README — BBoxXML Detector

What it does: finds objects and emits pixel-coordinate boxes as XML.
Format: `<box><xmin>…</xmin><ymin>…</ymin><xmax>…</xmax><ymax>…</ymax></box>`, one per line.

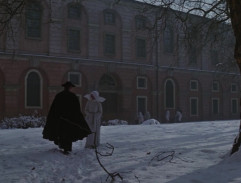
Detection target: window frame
<box><xmin>67</xmin><ymin>3</ymin><xmax>81</xmax><ymax>20</ymax></box>
<box><xmin>190</xmin><ymin>80</ymin><xmax>198</xmax><ymax>91</ymax></box>
<box><xmin>163</xmin><ymin>26</ymin><xmax>174</xmax><ymax>53</ymax></box>
<box><xmin>212</xmin><ymin>98</ymin><xmax>220</xmax><ymax>114</ymax></box>
<box><xmin>104</xmin><ymin>10</ymin><xmax>115</xmax><ymax>25</ymax></box>
<box><xmin>231</xmin><ymin>98</ymin><xmax>238</xmax><ymax>114</ymax></box>
<box><xmin>99</xmin><ymin>74</ymin><xmax>117</xmax><ymax>90</ymax></box>
<box><xmin>188</xmin><ymin>46</ymin><xmax>197</xmax><ymax>64</ymax></box>
<box><xmin>212</xmin><ymin>81</ymin><xmax>220</xmax><ymax>92</ymax></box>
<box><xmin>136</xmin><ymin>37</ymin><xmax>146</xmax><ymax>58</ymax></box>
<box><xmin>25</xmin><ymin>2</ymin><xmax>42</xmax><ymax>39</ymax></box>
<box><xmin>231</xmin><ymin>83</ymin><xmax>237</xmax><ymax>93</ymax></box>
<box><xmin>67</xmin><ymin>28</ymin><xmax>81</xmax><ymax>52</ymax></box>
<box><xmin>104</xmin><ymin>33</ymin><xmax>116</xmax><ymax>56</ymax></box>
<box><xmin>25</xmin><ymin>69</ymin><xmax>42</xmax><ymax>109</ymax></box>
<box><xmin>190</xmin><ymin>97</ymin><xmax>199</xmax><ymax>116</ymax></box>
<box><xmin>137</xmin><ymin>76</ymin><xmax>147</xmax><ymax>89</ymax></box>
<box><xmin>164</xmin><ymin>79</ymin><xmax>175</xmax><ymax>109</ymax></box>
<box><xmin>68</xmin><ymin>72</ymin><xmax>82</xmax><ymax>87</ymax></box>
<box><xmin>210</xmin><ymin>49</ymin><xmax>219</xmax><ymax>65</ymax></box>
<box><xmin>135</xmin><ymin>15</ymin><xmax>146</xmax><ymax>30</ymax></box>
<box><xmin>136</xmin><ymin>96</ymin><xmax>147</xmax><ymax>115</ymax></box>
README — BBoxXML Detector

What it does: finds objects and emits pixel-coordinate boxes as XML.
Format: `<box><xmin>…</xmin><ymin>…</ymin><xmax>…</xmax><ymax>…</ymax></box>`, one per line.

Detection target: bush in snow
<box><xmin>107</xmin><ymin>119</ymin><xmax>128</xmax><ymax>126</ymax></box>
<box><xmin>142</xmin><ymin>119</ymin><xmax>161</xmax><ymax>125</ymax></box>
<box><xmin>0</xmin><ymin>114</ymin><xmax>46</xmax><ymax>129</ymax></box>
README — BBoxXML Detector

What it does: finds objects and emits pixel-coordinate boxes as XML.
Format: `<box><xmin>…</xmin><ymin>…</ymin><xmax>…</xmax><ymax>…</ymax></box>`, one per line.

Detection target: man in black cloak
<box><xmin>43</xmin><ymin>81</ymin><xmax>91</xmax><ymax>154</ymax></box>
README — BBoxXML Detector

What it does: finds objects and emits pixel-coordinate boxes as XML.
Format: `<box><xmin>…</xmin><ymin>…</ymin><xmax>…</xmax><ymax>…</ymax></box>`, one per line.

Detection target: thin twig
<box><xmin>149</xmin><ymin>150</ymin><xmax>194</xmax><ymax>165</ymax></box>
<box><xmin>94</xmin><ymin>141</ymin><xmax>123</xmax><ymax>182</ymax></box>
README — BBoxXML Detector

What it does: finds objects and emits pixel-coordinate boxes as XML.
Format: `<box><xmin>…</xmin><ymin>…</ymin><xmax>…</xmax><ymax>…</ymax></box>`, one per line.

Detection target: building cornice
<box><xmin>0</xmin><ymin>51</ymin><xmax>240</xmax><ymax>76</ymax></box>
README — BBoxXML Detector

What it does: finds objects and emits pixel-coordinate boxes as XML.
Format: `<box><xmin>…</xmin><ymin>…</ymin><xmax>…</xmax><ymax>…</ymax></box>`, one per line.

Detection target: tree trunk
<box><xmin>226</xmin><ymin>0</ymin><xmax>241</xmax><ymax>155</ymax></box>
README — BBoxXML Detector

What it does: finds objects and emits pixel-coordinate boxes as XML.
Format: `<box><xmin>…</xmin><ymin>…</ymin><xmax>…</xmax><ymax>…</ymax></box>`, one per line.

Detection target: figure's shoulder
<box><xmin>54</xmin><ymin>91</ymin><xmax>62</xmax><ymax>98</ymax></box>
<box><xmin>55</xmin><ymin>90</ymin><xmax>76</xmax><ymax>99</ymax></box>
<box><xmin>69</xmin><ymin>92</ymin><xmax>78</xmax><ymax>99</ymax></box>
<box><xmin>69</xmin><ymin>92</ymin><xmax>80</xmax><ymax>102</ymax></box>
<box><xmin>55</xmin><ymin>90</ymin><xmax>66</xmax><ymax>97</ymax></box>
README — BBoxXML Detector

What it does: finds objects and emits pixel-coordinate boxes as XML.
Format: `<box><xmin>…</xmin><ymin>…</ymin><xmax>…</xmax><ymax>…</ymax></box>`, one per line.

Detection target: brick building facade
<box><xmin>0</xmin><ymin>0</ymin><xmax>240</xmax><ymax>123</ymax></box>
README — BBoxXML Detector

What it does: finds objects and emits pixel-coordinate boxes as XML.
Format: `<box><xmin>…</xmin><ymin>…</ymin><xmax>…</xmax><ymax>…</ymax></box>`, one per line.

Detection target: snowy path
<box><xmin>0</xmin><ymin>120</ymin><xmax>240</xmax><ymax>183</ymax></box>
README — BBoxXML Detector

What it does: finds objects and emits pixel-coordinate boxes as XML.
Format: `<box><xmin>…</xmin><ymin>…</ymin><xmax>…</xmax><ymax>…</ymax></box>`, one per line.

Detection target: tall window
<box><xmin>25</xmin><ymin>71</ymin><xmax>42</xmax><ymax>107</ymax></box>
<box><xmin>212</xmin><ymin>81</ymin><xmax>219</xmax><ymax>92</ymax></box>
<box><xmin>68</xmin><ymin>3</ymin><xmax>81</xmax><ymax>19</ymax></box>
<box><xmin>190</xmin><ymin>97</ymin><xmax>198</xmax><ymax>116</ymax></box>
<box><xmin>104</xmin><ymin>10</ymin><xmax>115</xmax><ymax>25</ymax></box>
<box><xmin>25</xmin><ymin>2</ymin><xmax>42</xmax><ymax>38</ymax></box>
<box><xmin>189</xmin><ymin>27</ymin><xmax>198</xmax><ymax>44</ymax></box>
<box><xmin>104</xmin><ymin>34</ymin><xmax>115</xmax><ymax>55</ymax></box>
<box><xmin>231</xmin><ymin>83</ymin><xmax>237</xmax><ymax>93</ymax></box>
<box><xmin>189</xmin><ymin>47</ymin><xmax>197</xmax><ymax>64</ymax></box>
<box><xmin>212</xmin><ymin>98</ymin><xmax>219</xmax><ymax>114</ymax></box>
<box><xmin>210</xmin><ymin>50</ymin><xmax>219</xmax><ymax>65</ymax></box>
<box><xmin>231</xmin><ymin>99</ymin><xmax>238</xmax><ymax>114</ymax></box>
<box><xmin>163</xmin><ymin>27</ymin><xmax>174</xmax><ymax>53</ymax></box>
<box><xmin>165</xmin><ymin>79</ymin><xmax>175</xmax><ymax>108</ymax></box>
<box><xmin>136</xmin><ymin>38</ymin><xmax>146</xmax><ymax>58</ymax></box>
<box><xmin>68</xmin><ymin>29</ymin><xmax>80</xmax><ymax>51</ymax></box>
<box><xmin>188</xmin><ymin>27</ymin><xmax>198</xmax><ymax>64</ymax></box>
<box><xmin>137</xmin><ymin>96</ymin><xmax>147</xmax><ymax>115</ymax></box>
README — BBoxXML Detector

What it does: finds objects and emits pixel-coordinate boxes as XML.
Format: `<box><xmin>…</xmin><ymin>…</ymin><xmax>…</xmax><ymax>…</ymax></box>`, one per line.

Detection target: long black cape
<box><xmin>43</xmin><ymin>90</ymin><xmax>91</xmax><ymax>142</ymax></box>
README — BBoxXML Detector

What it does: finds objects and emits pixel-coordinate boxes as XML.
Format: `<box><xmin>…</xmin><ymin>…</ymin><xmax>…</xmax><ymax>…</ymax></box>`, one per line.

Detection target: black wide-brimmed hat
<box><xmin>62</xmin><ymin>81</ymin><xmax>76</xmax><ymax>88</ymax></box>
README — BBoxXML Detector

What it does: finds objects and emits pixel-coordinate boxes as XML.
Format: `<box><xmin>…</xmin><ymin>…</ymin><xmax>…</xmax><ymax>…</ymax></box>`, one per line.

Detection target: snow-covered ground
<box><xmin>0</xmin><ymin>120</ymin><xmax>240</xmax><ymax>183</ymax></box>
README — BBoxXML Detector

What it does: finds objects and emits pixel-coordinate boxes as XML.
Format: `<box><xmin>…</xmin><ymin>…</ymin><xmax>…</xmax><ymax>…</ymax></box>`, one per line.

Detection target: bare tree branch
<box><xmin>0</xmin><ymin>0</ymin><xmax>25</xmax><ymax>34</ymax></box>
<box><xmin>93</xmin><ymin>134</ymin><xmax>123</xmax><ymax>182</ymax></box>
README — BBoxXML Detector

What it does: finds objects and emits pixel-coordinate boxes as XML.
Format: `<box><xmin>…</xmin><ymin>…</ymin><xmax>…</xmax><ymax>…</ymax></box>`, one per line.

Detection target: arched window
<box><xmin>99</xmin><ymin>74</ymin><xmax>117</xmax><ymax>90</ymax></box>
<box><xmin>25</xmin><ymin>71</ymin><xmax>42</xmax><ymax>108</ymax></box>
<box><xmin>165</xmin><ymin>79</ymin><xmax>175</xmax><ymax>109</ymax></box>
<box><xmin>25</xmin><ymin>2</ymin><xmax>42</xmax><ymax>38</ymax></box>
